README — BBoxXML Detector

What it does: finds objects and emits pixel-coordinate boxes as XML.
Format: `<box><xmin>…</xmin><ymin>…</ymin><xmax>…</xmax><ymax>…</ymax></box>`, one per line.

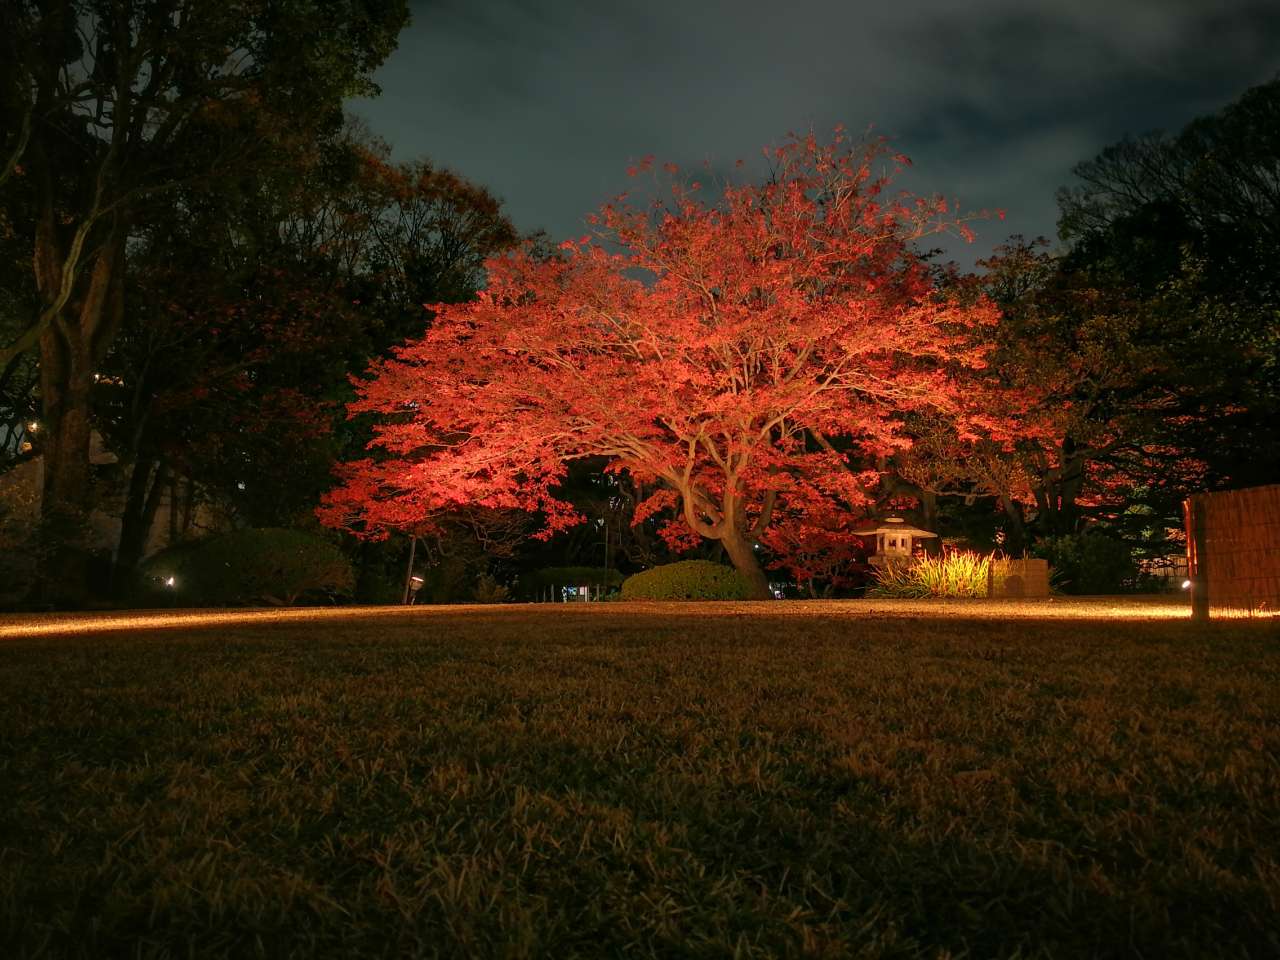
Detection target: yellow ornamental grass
<box><xmin>866</xmin><ymin>550</ymin><xmax>1014</xmax><ymax>599</ymax></box>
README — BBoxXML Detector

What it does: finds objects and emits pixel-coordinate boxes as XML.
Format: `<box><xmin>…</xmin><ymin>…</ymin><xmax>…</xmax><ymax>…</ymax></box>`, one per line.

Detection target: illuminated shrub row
<box><xmin>620</xmin><ymin>560</ymin><xmax>751</xmax><ymax>601</ymax></box>
<box><xmin>138</xmin><ymin>528</ymin><xmax>354</xmax><ymax>607</ymax></box>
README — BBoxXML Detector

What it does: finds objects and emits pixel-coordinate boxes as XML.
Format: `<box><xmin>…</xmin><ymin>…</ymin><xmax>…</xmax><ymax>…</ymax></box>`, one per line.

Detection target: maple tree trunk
<box><xmin>1028</xmin><ymin>446</ymin><xmax>1088</xmax><ymax>538</ymax></box>
<box><xmin>720</xmin><ymin>528</ymin><xmax>773</xmax><ymax>601</ymax></box>
<box><xmin>1000</xmin><ymin>494</ymin><xmax>1027</xmax><ymax>555</ymax></box>
<box><xmin>920</xmin><ymin>490</ymin><xmax>941</xmax><ymax>556</ymax></box>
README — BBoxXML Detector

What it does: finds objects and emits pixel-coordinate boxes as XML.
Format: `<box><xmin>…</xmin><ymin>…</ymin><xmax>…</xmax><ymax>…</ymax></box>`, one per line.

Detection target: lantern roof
<box><xmin>849</xmin><ymin>516</ymin><xmax>939</xmax><ymax>538</ymax></box>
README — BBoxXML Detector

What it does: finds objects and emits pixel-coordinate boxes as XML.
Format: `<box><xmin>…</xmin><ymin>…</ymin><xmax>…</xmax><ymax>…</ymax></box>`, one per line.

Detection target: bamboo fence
<box><xmin>1184</xmin><ymin>484</ymin><xmax>1280</xmax><ymax>619</ymax></box>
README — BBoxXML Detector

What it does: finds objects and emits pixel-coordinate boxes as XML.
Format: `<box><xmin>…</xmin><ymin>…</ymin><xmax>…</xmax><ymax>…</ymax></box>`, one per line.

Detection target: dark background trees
<box><xmin>0</xmin><ymin>1</ymin><xmax>536</xmax><ymax>607</ymax></box>
<box><xmin>962</xmin><ymin>74</ymin><xmax>1280</xmax><ymax>580</ymax></box>
<box><xmin>1054</xmin><ymin>76</ymin><xmax>1280</xmax><ymax>496</ymax></box>
<box><xmin>0</xmin><ymin>0</ymin><xmax>410</xmax><ymax>604</ymax></box>
<box><xmin>92</xmin><ymin>122</ymin><xmax>519</xmax><ymax>595</ymax></box>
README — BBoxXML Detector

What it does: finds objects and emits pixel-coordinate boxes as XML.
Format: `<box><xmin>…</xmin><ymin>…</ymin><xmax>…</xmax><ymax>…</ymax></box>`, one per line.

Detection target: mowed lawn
<box><xmin>1</xmin><ymin>603</ymin><xmax>1277</xmax><ymax>959</ymax></box>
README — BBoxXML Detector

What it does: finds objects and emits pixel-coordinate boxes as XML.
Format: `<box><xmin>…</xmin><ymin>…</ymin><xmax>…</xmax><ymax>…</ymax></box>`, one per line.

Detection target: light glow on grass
<box><xmin>0</xmin><ymin>595</ymin><xmax>1210</xmax><ymax>640</ymax></box>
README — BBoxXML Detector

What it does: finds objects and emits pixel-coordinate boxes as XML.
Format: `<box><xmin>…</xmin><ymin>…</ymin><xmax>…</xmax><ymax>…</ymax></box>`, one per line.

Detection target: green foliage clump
<box><xmin>139</xmin><ymin>528</ymin><xmax>354</xmax><ymax>607</ymax></box>
<box><xmin>350</xmin><ymin>540</ymin><xmax>408</xmax><ymax>606</ymax></box>
<box><xmin>867</xmin><ymin>551</ymin><xmax>1002</xmax><ymax>599</ymax></box>
<box><xmin>413</xmin><ymin>555</ymin><xmax>472</xmax><ymax>605</ymax></box>
<box><xmin>620</xmin><ymin>560</ymin><xmax>750</xmax><ymax>601</ymax></box>
<box><xmin>472</xmin><ymin>575</ymin><xmax>510</xmax><ymax>604</ymax></box>
<box><xmin>1031</xmin><ymin>534</ymin><xmax>1138</xmax><ymax>594</ymax></box>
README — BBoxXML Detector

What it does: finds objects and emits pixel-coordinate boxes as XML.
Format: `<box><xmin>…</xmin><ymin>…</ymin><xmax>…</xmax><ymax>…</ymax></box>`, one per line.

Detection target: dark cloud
<box><xmin>351</xmin><ymin>0</ymin><xmax>1280</xmax><ymax>261</ymax></box>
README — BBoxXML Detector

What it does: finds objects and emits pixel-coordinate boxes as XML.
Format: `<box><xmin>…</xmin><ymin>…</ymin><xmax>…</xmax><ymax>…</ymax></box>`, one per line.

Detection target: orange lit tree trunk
<box><xmin>718</xmin><ymin>524</ymin><xmax>772</xmax><ymax>601</ymax></box>
<box><xmin>672</xmin><ymin>473</ymin><xmax>776</xmax><ymax>600</ymax></box>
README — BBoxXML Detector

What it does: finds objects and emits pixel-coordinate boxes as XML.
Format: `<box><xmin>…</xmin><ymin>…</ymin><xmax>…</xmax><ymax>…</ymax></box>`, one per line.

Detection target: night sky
<box><xmin>352</xmin><ymin>0</ymin><xmax>1280</xmax><ymax>263</ymax></box>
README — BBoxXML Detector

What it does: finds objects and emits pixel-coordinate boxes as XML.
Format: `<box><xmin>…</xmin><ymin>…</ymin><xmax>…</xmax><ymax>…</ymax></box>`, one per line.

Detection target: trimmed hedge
<box><xmin>620</xmin><ymin>560</ymin><xmax>751</xmax><ymax>601</ymax></box>
<box><xmin>138</xmin><ymin>528</ymin><xmax>354</xmax><ymax>607</ymax></box>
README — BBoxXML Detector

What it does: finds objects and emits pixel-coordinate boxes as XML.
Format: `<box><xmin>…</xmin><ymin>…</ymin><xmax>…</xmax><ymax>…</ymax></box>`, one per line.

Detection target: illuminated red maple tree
<box><xmin>320</xmin><ymin>131</ymin><xmax>1009</xmax><ymax>598</ymax></box>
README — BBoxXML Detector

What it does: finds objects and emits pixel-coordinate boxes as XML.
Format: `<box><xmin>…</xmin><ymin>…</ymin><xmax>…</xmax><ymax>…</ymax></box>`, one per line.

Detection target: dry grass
<box><xmin>1</xmin><ymin>603</ymin><xmax>1277</xmax><ymax>958</ymax></box>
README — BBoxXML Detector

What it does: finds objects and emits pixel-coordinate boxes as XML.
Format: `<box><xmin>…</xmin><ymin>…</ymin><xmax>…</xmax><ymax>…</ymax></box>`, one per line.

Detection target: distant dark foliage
<box><xmin>523</xmin><ymin>567</ymin><xmax>627</xmax><ymax>590</ymax></box>
<box><xmin>1031</xmin><ymin>534</ymin><xmax>1140</xmax><ymax>595</ymax></box>
<box><xmin>139</xmin><ymin>528</ymin><xmax>353</xmax><ymax>606</ymax></box>
<box><xmin>1056</xmin><ymin>73</ymin><xmax>1280</xmax><ymax>494</ymax></box>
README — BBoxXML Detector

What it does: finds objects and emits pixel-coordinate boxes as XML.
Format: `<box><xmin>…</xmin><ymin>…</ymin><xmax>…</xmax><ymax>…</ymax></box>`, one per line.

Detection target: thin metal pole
<box><xmin>402</xmin><ymin>536</ymin><xmax>417</xmax><ymax>605</ymax></box>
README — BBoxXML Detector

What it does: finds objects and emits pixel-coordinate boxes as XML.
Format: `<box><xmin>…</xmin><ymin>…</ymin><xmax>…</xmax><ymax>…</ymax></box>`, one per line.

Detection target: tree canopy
<box><xmin>321</xmin><ymin>132</ymin><xmax>1023</xmax><ymax>598</ymax></box>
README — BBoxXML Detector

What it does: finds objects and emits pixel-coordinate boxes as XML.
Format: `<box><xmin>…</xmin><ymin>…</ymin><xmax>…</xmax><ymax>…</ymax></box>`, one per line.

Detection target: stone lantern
<box><xmin>850</xmin><ymin>516</ymin><xmax>939</xmax><ymax>567</ymax></box>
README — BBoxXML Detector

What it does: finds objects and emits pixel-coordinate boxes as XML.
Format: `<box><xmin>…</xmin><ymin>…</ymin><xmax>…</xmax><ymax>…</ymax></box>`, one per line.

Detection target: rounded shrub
<box><xmin>138</xmin><ymin>528</ymin><xmax>354</xmax><ymax>607</ymax></box>
<box><xmin>620</xmin><ymin>560</ymin><xmax>751</xmax><ymax>601</ymax></box>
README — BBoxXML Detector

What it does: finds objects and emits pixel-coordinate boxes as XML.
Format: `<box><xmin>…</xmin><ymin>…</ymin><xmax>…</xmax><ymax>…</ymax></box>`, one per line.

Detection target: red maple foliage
<box><xmin>320</xmin><ymin>131</ymin><xmax>1014</xmax><ymax>598</ymax></box>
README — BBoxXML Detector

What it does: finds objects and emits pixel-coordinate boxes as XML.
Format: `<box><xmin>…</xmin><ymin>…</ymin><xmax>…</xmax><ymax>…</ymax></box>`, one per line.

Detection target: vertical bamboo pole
<box><xmin>1186</xmin><ymin>497</ymin><xmax>1209</xmax><ymax>622</ymax></box>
